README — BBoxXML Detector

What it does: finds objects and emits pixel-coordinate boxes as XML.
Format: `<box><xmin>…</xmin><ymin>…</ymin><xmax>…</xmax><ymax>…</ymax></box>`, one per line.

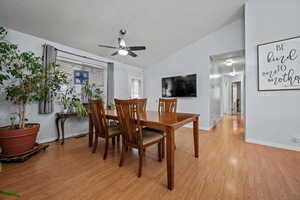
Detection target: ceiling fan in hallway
<box><xmin>98</xmin><ymin>29</ymin><xmax>146</xmax><ymax>57</ymax></box>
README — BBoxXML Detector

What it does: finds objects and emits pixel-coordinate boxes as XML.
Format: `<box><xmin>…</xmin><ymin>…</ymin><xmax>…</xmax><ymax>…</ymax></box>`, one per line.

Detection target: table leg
<box><xmin>166</xmin><ymin>127</ymin><xmax>175</xmax><ymax>190</ymax></box>
<box><xmin>88</xmin><ymin>116</ymin><xmax>93</xmax><ymax>147</ymax></box>
<box><xmin>61</xmin><ymin>118</ymin><xmax>66</xmax><ymax>145</ymax></box>
<box><xmin>193</xmin><ymin>116</ymin><xmax>199</xmax><ymax>158</ymax></box>
<box><xmin>55</xmin><ymin>117</ymin><xmax>61</xmax><ymax>141</ymax></box>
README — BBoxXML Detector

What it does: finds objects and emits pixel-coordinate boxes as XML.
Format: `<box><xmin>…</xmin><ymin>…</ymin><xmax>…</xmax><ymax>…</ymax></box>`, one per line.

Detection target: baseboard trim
<box><xmin>246</xmin><ymin>138</ymin><xmax>300</xmax><ymax>152</ymax></box>
<box><xmin>183</xmin><ymin>123</ymin><xmax>212</xmax><ymax>131</ymax></box>
<box><xmin>209</xmin><ymin>116</ymin><xmax>222</xmax><ymax>130</ymax></box>
<box><xmin>37</xmin><ymin>131</ymin><xmax>88</xmax><ymax>144</ymax></box>
<box><xmin>37</xmin><ymin>136</ymin><xmax>58</xmax><ymax>144</ymax></box>
<box><xmin>200</xmin><ymin>126</ymin><xmax>213</xmax><ymax>131</ymax></box>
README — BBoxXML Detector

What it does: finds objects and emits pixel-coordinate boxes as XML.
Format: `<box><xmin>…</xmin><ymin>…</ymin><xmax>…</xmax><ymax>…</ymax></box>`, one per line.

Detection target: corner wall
<box><xmin>144</xmin><ymin>19</ymin><xmax>244</xmax><ymax>130</ymax></box>
<box><xmin>245</xmin><ymin>0</ymin><xmax>300</xmax><ymax>151</ymax></box>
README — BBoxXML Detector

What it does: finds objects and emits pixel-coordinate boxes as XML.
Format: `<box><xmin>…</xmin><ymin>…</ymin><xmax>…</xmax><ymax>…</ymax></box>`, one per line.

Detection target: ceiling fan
<box><xmin>98</xmin><ymin>29</ymin><xmax>146</xmax><ymax>57</ymax></box>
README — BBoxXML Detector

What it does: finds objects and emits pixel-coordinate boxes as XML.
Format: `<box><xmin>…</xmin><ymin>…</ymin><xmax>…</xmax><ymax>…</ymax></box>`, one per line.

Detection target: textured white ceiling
<box><xmin>0</xmin><ymin>0</ymin><xmax>245</xmax><ymax>68</ymax></box>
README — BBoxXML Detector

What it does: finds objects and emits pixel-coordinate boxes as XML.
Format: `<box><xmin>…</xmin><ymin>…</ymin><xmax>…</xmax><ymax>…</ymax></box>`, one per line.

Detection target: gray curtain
<box><xmin>38</xmin><ymin>44</ymin><xmax>57</xmax><ymax>114</ymax></box>
<box><xmin>107</xmin><ymin>62</ymin><xmax>114</xmax><ymax>107</ymax></box>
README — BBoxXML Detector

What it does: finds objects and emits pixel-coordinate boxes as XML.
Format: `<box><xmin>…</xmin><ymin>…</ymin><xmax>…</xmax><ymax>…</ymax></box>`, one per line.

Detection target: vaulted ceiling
<box><xmin>0</xmin><ymin>0</ymin><xmax>245</xmax><ymax>67</ymax></box>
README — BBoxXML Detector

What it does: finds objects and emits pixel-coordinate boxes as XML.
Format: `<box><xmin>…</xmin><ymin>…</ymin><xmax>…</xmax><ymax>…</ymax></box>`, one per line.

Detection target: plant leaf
<box><xmin>0</xmin><ymin>190</ymin><xmax>21</xmax><ymax>197</ymax></box>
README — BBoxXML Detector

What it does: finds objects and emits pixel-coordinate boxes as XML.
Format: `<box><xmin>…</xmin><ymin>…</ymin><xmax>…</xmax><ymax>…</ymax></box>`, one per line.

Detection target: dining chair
<box><xmin>89</xmin><ymin>99</ymin><xmax>122</xmax><ymax>160</ymax></box>
<box><xmin>133</xmin><ymin>98</ymin><xmax>147</xmax><ymax>112</ymax></box>
<box><xmin>115</xmin><ymin>99</ymin><xmax>165</xmax><ymax>177</ymax></box>
<box><xmin>158</xmin><ymin>98</ymin><xmax>178</xmax><ymax>156</ymax></box>
<box><xmin>158</xmin><ymin>98</ymin><xmax>177</xmax><ymax>113</ymax></box>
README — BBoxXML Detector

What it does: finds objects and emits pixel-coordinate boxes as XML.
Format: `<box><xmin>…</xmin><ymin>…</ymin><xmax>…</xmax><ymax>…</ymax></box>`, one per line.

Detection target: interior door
<box><xmin>231</xmin><ymin>81</ymin><xmax>241</xmax><ymax>115</ymax></box>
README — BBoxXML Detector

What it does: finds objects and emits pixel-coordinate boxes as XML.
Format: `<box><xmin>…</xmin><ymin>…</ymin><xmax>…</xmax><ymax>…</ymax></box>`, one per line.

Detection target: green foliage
<box><xmin>83</xmin><ymin>83</ymin><xmax>103</xmax><ymax>100</ymax></box>
<box><xmin>0</xmin><ymin>190</ymin><xmax>20</xmax><ymax>198</ymax></box>
<box><xmin>107</xmin><ymin>104</ymin><xmax>116</xmax><ymax>111</ymax></box>
<box><xmin>60</xmin><ymin>87</ymin><xmax>74</xmax><ymax>110</ymax></box>
<box><xmin>59</xmin><ymin>87</ymin><xmax>87</xmax><ymax>117</ymax></box>
<box><xmin>0</xmin><ymin>27</ymin><xmax>68</xmax><ymax>129</ymax></box>
<box><xmin>0</xmin><ymin>162</ymin><xmax>20</xmax><ymax>198</ymax></box>
<box><xmin>73</xmin><ymin>99</ymin><xmax>88</xmax><ymax>117</ymax></box>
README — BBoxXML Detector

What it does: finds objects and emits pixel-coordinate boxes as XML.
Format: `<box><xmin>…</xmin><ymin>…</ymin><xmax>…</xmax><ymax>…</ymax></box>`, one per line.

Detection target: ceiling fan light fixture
<box><xmin>118</xmin><ymin>49</ymin><xmax>128</xmax><ymax>56</ymax></box>
<box><xmin>119</xmin><ymin>39</ymin><xmax>126</xmax><ymax>47</ymax></box>
<box><xmin>224</xmin><ymin>59</ymin><xmax>234</xmax><ymax>66</ymax></box>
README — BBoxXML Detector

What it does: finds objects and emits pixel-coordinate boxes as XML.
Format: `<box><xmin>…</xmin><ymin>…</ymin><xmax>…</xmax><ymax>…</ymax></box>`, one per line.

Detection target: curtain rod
<box><xmin>42</xmin><ymin>44</ymin><xmax>110</xmax><ymax>64</ymax></box>
<box><xmin>56</xmin><ymin>55</ymin><xmax>106</xmax><ymax>69</ymax></box>
<box><xmin>55</xmin><ymin>49</ymin><xmax>110</xmax><ymax>64</ymax></box>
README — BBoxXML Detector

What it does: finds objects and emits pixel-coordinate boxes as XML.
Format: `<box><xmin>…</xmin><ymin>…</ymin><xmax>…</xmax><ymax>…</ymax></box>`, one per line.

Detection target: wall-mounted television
<box><xmin>162</xmin><ymin>74</ymin><xmax>197</xmax><ymax>97</ymax></box>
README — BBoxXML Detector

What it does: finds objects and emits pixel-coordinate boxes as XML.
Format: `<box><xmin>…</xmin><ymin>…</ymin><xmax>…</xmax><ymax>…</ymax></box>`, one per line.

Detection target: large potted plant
<box><xmin>0</xmin><ymin>27</ymin><xmax>68</xmax><ymax>156</ymax></box>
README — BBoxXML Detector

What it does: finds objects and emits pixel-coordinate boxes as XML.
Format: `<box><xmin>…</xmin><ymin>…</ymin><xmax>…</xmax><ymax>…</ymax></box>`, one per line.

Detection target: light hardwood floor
<box><xmin>1</xmin><ymin>115</ymin><xmax>300</xmax><ymax>200</ymax></box>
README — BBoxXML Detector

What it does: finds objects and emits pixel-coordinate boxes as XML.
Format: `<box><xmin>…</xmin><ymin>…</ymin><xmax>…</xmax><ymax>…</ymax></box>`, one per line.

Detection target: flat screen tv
<box><xmin>162</xmin><ymin>74</ymin><xmax>197</xmax><ymax>97</ymax></box>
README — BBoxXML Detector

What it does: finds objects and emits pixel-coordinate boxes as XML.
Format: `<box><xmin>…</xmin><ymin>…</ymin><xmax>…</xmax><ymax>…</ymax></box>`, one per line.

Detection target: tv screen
<box><xmin>162</xmin><ymin>74</ymin><xmax>197</xmax><ymax>97</ymax></box>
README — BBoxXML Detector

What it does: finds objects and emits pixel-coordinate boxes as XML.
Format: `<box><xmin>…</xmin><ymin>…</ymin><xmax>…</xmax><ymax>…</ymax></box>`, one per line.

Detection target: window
<box><xmin>56</xmin><ymin>60</ymin><xmax>105</xmax><ymax>101</ymax></box>
<box><xmin>130</xmin><ymin>77</ymin><xmax>143</xmax><ymax>98</ymax></box>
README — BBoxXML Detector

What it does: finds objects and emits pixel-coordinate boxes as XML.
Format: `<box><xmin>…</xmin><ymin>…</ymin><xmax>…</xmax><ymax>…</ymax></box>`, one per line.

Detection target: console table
<box><xmin>55</xmin><ymin>112</ymin><xmax>93</xmax><ymax>145</ymax></box>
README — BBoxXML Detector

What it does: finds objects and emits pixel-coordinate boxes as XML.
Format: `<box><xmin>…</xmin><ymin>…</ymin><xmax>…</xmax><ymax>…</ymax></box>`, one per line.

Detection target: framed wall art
<box><xmin>74</xmin><ymin>70</ymin><xmax>89</xmax><ymax>85</ymax></box>
<box><xmin>257</xmin><ymin>36</ymin><xmax>300</xmax><ymax>91</ymax></box>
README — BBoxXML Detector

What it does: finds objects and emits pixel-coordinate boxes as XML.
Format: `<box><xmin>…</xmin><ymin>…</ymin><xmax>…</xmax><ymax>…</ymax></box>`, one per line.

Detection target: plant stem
<box><xmin>18</xmin><ymin>101</ymin><xmax>26</xmax><ymax>129</ymax></box>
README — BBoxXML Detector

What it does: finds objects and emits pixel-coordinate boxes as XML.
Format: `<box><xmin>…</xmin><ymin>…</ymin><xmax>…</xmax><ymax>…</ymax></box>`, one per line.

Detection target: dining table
<box><xmin>89</xmin><ymin>110</ymin><xmax>200</xmax><ymax>190</ymax></box>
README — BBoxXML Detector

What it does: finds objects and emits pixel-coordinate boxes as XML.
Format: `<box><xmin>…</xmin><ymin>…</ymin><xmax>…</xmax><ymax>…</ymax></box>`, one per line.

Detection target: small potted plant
<box><xmin>59</xmin><ymin>86</ymin><xmax>88</xmax><ymax>117</ymax></box>
<box><xmin>82</xmin><ymin>83</ymin><xmax>103</xmax><ymax>102</ymax></box>
<box><xmin>0</xmin><ymin>27</ymin><xmax>68</xmax><ymax>156</ymax></box>
<box><xmin>60</xmin><ymin>87</ymin><xmax>75</xmax><ymax>113</ymax></box>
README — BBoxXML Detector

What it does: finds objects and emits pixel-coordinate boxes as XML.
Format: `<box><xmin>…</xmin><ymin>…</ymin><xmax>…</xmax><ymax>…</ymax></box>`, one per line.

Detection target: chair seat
<box><xmin>142</xmin><ymin>128</ymin><xmax>164</xmax><ymax>145</ymax></box>
<box><xmin>144</xmin><ymin>127</ymin><xmax>165</xmax><ymax>136</ymax></box>
<box><xmin>108</xmin><ymin>126</ymin><xmax>121</xmax><ymax>136</ymax></box>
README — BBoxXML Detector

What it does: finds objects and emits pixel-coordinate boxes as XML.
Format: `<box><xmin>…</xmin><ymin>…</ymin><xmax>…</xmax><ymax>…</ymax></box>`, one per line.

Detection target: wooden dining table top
<box><xmin>105</xmin><ymin>110</ymin><xmax>199</xmax><ymax>129</ymax></box>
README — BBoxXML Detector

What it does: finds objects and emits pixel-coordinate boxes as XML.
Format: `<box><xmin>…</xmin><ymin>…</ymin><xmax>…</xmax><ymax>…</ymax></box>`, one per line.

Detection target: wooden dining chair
<box><xmin>133</xmin><ymin>98</ymin><xmax>147</xmax><ymax>112</ymax></box>
<box><xmin>158</xmin><ymin>98</ymin><xmax>178</xmax><ymax>156</ymax></box>
<box><xmin>115</xmin><ymin>99</ymin><xmax>165</xmax><ymax>177</ymax></box>
<box><xmin>89</xmin><ymin>99</ymin><xmax>122</xmax><ymax>160</ymax></box>
<box><xmin>158</xmin><ymin>98</ymin><xmax>177</xmax><ymax>113</ymax></box>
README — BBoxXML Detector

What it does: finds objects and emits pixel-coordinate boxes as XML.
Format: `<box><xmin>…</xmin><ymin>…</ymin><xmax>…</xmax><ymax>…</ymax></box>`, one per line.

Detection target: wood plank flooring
<box><xmin>1</xmin><ymin>115</ymin><xmax>300</xmax><ymax>200</ymax></box>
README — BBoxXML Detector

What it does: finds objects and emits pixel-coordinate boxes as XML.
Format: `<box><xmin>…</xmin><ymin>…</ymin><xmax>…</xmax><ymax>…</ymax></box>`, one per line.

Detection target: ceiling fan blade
<box><xmin>111</xmin><ymin>51</ymin><xmax>118</xmax><ymax>56</ymax></box>
<box><xmin>98</xmin><ymin>44</ymin><xmax>118</xmax><ymax>49</ymax></box>
<box><xmin>128</xmin><ymin>51</ymin><xmax>138</xmax><ymax>57</ymax></box>
<box><xmin>128</xmin><ymin>46</ymin><xmax>146</xmax><ymax>51</ymax></box>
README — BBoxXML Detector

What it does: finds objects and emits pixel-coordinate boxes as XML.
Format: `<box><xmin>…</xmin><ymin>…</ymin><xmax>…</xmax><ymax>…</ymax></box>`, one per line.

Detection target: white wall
<box><xmin>245</xmin><ymin>0</ymin><xmax>300</xmax><ymax>151</ymax></box>
<box><xmin>0</xmin><ymin>28</ymin><xmax>143</xmax><ymax>143</ymax></box>
<box><xmin>114</xmin><ymin>62</ymin><xmax>144</xmax><ymax>99</ymax></box>
<box><xmin>209</xmin><ymin>72</ymin><xmax>222</xmax><ymax>127</ymax></box>
<box><xmin>145</xmin><ymin>19</ymin><xmax>244</xmax><ymax>130</ymax></box>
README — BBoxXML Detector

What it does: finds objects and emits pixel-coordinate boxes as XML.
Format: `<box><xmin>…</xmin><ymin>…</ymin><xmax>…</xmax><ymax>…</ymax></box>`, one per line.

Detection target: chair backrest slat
<box><xmin>133</xmin><ymin>98</ymin><xmax>147</xmax><ymax>113</ymax></box>
<box><xmin>89</xmin><ymin>99</ymin><xmax>108</xmax><ymax>137</ymax></box>
<box><xmin>158</xmin><ymin>98</ymin><xmax>177</xmax><ymax>113</ymax></box>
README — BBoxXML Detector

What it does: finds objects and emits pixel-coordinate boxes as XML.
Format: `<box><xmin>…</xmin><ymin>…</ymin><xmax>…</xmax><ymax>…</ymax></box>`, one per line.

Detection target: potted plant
<box><xmin>0</xmin><ymin>27</ymin><xmax>68</xmax><ymax>156</ymax></box>
<box><xmin>82</xmin><ymin>83</ymin><xmax>103</xmax><ymax>102</ymax></box>
<box><xmin>60</xmin><ymin>87</ymin><xmax>75</xmax><ymax>113</ymax></box>
<box><xmin>59</xmin><ymin>86</ymin><xmax>88</xmax><ymax>117</ymax></box>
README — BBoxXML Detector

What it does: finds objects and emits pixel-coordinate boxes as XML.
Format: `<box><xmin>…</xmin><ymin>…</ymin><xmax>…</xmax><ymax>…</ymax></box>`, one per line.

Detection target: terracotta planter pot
<box><xmin>0</xmin><ymin>123</ymin><xmax>40</xmax><ymax>156</ymax></box>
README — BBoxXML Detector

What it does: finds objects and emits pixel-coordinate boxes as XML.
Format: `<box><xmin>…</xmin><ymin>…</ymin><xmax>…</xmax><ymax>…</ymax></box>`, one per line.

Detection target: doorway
<box><xmin>129</xmin><ymin>76</ymin><xmax>143</xmax><ymax>98</ymax></box>
<box><xmin>231</xmin><ymin>81</ymin><xmax>241</xmax><ymax>115</ymax></box>
<box><xmin>209</xmin><ymin>50</ymin><xmax>245</xmax><ymax>128</ymax></box>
